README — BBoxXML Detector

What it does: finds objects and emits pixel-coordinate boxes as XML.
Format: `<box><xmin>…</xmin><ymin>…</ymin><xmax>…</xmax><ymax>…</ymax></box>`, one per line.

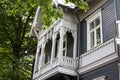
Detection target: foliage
<box><xmin>0</xmin><ymin>0</ymin><xmax>88</xmax><ymax>80</ymax></box>
<box><xmin>0</xmin><ymin>0</ymin><xmax>38</xmax><ymax>80</ymax></box>
<box><xmin>0</xmin><ymin>54</ymin><xmax>33</xmax><ymax>80</ymax></box>
<box><xmin>66</xmin><ymin>0</ymin><xmax>89</xmax><ymax>12</ymax></box>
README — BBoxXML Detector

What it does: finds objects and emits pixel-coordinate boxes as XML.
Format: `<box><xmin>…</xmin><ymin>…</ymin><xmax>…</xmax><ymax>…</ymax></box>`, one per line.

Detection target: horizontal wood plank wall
<box><xmin>115</xmin><ymin>0</ymin><xmax>120</xmax><ymax>20</ymax></box>
<box><xmin>81</xmin><ymin>60</ymin><xmax>119</xmax><ymax>80</ymax></box>
<box><xmin>102</xmin><ymin>0</ymin><xmax>116</xmax><ymax>42</ymax></box>
<box><xmin>80</xmin><ymin>0</ymin><xmax>116</xmax><ymax>54</ymax></box>
<box><xmin>81</xmin><ymin>20</ymin><xmax>87</xmax><ymax>54</ymax></box>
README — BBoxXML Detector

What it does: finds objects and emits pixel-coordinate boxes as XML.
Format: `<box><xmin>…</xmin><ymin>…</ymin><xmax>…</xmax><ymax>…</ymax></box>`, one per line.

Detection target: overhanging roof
<box><xmin>29</xmin><ymin>6</ymin><xmax>43</xmax><ymax>37</ymax></box>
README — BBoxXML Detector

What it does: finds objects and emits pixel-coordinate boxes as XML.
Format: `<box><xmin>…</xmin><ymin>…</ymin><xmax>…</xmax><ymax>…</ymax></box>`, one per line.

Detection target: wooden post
<box><xmin>50</xmin><ymin>34</ymin><xmax>57</xmax><ymax>67</ymax></box>
<box><xmin>58</xmin><ymin>27</ymin><xmax>64</xmax><ymax>65</ymax></box>
<box><xmin>72</xmin><ymin>31</ymin><xmax>77</xmax><ymax>59</ymax></box>
<box><xmin>33</xmin><ymin>46</ymin><xmax>40</xmax><ymax>73</ymax></box>
<box><xmin>39</xmin><ymin>42</ymin><xmax>45</xmax><ymax>72</ymax></box>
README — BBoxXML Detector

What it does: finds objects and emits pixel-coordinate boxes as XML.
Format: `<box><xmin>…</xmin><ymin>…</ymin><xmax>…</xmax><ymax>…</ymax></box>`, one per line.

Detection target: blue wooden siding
<box><xmin>81</xmin><ymin>20</ymin><xmax>87</xmax><ymax>54</ymax></box>
<box><xmin>115</xmin><ymin>0</ymin><xmax>120</xmax><ymax>20</ymax></box>
<box><xmin>80</xmin><ymin>0</ymin><xmax>116</xmax><ymax>53</ymax></box>
<box><xmin>81</xmin><ymin>61</ymin><xmax>119</xmax><ymax>80</ymax></box>
<box><xmin>102</xmin><ymin>0</ymin><xmax>116</xmax><ymax>42</ymax></box>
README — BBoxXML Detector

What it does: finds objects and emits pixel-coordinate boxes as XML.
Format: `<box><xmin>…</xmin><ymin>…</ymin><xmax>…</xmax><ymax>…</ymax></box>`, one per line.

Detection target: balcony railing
<box><xmin>80</xmin><ymin>38</ymin><xmax>115</xmax><ymax>67</ymax></box>
<box><xmin>60</xmin><ymin>56</ymin><xmax>77</xmax><ymax>69</ymax></box>
<box><xmin>40</xmin><ymin>57</ymin><xmax>77</xmax><ymax>75</ymax></box>
<box><xmin>77</xmin><ymin>38</ymin><xmax>118</xmax><ymax>75</ymax></box>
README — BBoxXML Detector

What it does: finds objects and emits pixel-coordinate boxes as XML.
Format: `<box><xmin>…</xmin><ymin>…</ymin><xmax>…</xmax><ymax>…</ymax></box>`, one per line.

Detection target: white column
<box><xmin>116</xmin><ymin>21</ymin><xmax>120</xmax><ymax>44</ymax></box>
<box><xmin>72</xmin><ymin>31</ymin><xmax>77</xmax><ymax>58</ymax></box>
<box><xmin>39</xmin><ymin>42</ymin><xmax>45</xmax><ymax>71</ymax></box>
<box><xmin>117</xmin><ymin>21</ymin><xmax>120</xmax><ymax>37</ymax></box>
<box><xmin>33</xmin><ymin>46</ymin><xmax>40</xmax><ymax>72</ymax></box>
<box><xmin>58</xmin><ymin>27</ymin><xmax>64</xmax><ymax>64</ymax></box>
<box><xmin>50</xmin><ymin>34</ymin><xmax>57</xmax><ymax>67</ymax></box>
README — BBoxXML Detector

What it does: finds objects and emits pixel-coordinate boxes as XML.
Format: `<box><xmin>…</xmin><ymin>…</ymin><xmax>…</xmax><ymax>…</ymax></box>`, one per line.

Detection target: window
<box><xmin>55</xmin><ymin>40</ymin><xmax>59</xmax><ymax>57</ymax></box>
<box><xmin>93</xmin><ymin>76</ymin><xmax>105</xmax><ymax>80</ymax></box>
<box><xmin>86</xmin><ymin>9</ymin><xmax>103</xmax><ymax>50</ymax></box>
<box><xmin>55</xmin><ymin>34</ymin><xmax>60</xmax><ymax>58</ymax></box>
<box><xmin>44</xmin><ymin>39</ymin><xmax>52</xmax><ymax>64</ymax></box>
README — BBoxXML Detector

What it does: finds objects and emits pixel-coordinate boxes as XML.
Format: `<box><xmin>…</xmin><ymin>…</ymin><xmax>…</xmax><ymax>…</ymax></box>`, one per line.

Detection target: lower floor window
<box><xmin>93</xmin><ymin>76</ymin><xmax>105</xmax><ymax>80</ymax></box>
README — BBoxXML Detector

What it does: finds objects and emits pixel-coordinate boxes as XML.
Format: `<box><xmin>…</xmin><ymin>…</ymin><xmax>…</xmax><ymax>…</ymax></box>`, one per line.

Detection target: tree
<box><xmin>0</xmin><ymin>0</ymin><xmax>88</xmax><ymax>80</ymax></box>
<box><xmin>66</xmin><ymin>0</ymin><xmax>88</xmax><ymax>12</ymax></box>
<box><xmin>0</xmin><ymin>0</ymin><xmax>38</xmax><ymax>79</ymax></box>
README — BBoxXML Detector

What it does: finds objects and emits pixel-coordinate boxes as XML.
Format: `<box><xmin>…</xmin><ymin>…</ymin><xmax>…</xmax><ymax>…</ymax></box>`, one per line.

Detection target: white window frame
<box><xmin>93</xmin><ymin>76</ymin><xmax>105</xmax><ymax>80</ymax></box>
<box><xmin>86</xmin><ymin>9</ymin><xmax>103</xmax><ymax>51</ymax></box>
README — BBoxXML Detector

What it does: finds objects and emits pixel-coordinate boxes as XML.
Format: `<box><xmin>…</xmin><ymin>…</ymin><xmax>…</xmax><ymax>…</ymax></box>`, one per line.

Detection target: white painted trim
<box><xmin>33</xmin><ymin>66</ymin><xmax>77</xmax><ymax>80</ymax></box>
<box><xmin>86</xmin><ymin>9</ymin><xmax>103</xmax><ymax>51</ymax></box>
<box><xmin>116</xmin><ymin>20</ymin><xmax>120</xmax><ymax>37</ymax></box>
<box><xmin>33</xmin><ymin>46</ymin><xmax>40</xmax><ymax>76</ymax></box>
<box><xmin>115</xmin><ymin>38</ymin><xmax>120</xmax><ymax>44</ymax></box>
<box><xmin>58</xmin><ymin>27</ymin><xmax>64</xmax><ymax>63</ymax></box>
<box><xmin>58</xmin><ymin>67</ymin><xmax>77</xmax><ymax>76</ymax></box>
<box><xmin>50</xmin><ymin>34</ymin><xmax>57</xmax><ymax>67</ymax></box>
<box><xmin>116</xmin><ymin>20</ymin><xmax>120</xmax><ymax>24</ymax></box>
<box><xmin>73</xmin><ymin>32</ymin><xmax>77</xmax><ymax>58</ymax></box>
<box><xmin>85</xmin><ymin>9</ymin><xmax>102</xmax><ymax>21</ymax></box>
<box><xmin>116</xmin><ymin>21</ymin><xmax>120</xmax><ymax>46</ymax></box>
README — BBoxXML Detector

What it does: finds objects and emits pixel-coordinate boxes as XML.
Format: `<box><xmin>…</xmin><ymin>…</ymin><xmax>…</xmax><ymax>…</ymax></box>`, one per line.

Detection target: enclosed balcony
<box><xmin>33</xmin><ymin>19</ymin><xmax>77</xmax><ymax>80</ymax></box>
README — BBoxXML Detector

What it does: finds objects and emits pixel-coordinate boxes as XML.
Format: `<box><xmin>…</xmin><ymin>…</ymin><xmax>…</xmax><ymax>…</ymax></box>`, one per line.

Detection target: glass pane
<box><xmin>96</xmin><ymin>28</ymin><xmax>101</xmax><ymax>44</ymax></box>
<box><xmin>90</xmin><ymin>32</ymin><xmax>94</xmax><ymax>48</ymax></box>
<box><xmin>90</xmin><ymin>21</ymin><xmax>94</xmax><ymax>30</ymax></box>
<box><xmin>63</xmin><ymin>41</ymin><xmax>65</xmax><ymax>48</ymax></box>
<box><xmin>95</xmin><ymin>17</ymin><xmax>100</xmax><ymax>27</ymax></box>
<box><xmin>63</xmin><ymin>50</ymin><xmax>65</xmax><ymax>56</ymax></box>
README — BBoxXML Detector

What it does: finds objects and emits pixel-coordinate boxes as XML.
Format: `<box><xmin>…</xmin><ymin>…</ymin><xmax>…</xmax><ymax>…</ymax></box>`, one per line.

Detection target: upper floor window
<box><xmin>86</xmin><ymin>9</ymin><xmax>103</xmax><ymax>50</ymax></box>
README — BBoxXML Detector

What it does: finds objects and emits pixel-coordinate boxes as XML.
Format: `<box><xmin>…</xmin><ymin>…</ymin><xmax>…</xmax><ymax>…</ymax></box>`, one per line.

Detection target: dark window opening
<box><xmin>45</xmin><ymin>39</ymin><xmax>52</xmax><ymax>64</ymax></box>
<box><xmin>55</xmin><ymin>33</ymin><xmax>60</xmax><ymax>58</ymax></box>
<box><xmin>66</xmin><ymin>32</ymin><xmax>74</xmax><ymax>58</ymax></box>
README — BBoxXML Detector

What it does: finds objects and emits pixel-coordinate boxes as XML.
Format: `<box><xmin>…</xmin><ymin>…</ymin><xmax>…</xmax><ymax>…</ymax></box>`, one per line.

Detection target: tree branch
<box><xmin>21</xmin><ymin>8</ymin><xmax>34</xmax><ymax>43</ymax></box>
